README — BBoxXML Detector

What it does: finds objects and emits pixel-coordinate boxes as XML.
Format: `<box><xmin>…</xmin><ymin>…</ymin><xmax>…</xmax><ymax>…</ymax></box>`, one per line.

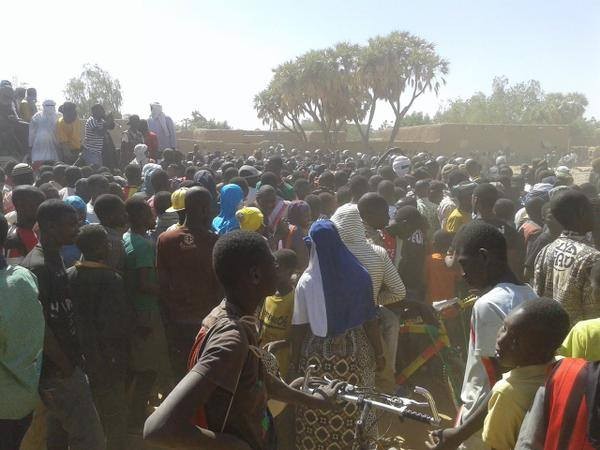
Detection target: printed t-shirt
<box><xmin>482</xmin><ymin>362</ymin><xmax>551</xmax><ymax>450</ymax></box>
<box><xmin>259</xmin><ymin>291</ymin><xmax>294</xmax><ymax>376</ymax></box>
<box><xmin>460</xmin><ymin>282</ymin><xmax>537</xmax><ymax>421</ymax></box>
<box><xmin>533</xmin><ymin>232</ymin><xmax>600</xmax><ymax>324</ymax></box>
<box><xmin>190</xmin><ymin>300</ymin><xmax>274</xmax><ymax>450</ymax></box>
<box><xmin>156</xmin><ymin>225</ymin><xmax>221</xmax><ymax>324</ymax></box>
<box><xmin>21</xmin><ymin>245</ymin><xmax>81</xmax><ymax>379</ymax></box>
<box><xmin>0</xmin><ymin>265</ymin><xmax>44</xmax><ymax>419</ymax></box>
<box><xmin>123</xmin><ymin>231</ymin><xmax>159</xmax><ymax>311</ymax></box>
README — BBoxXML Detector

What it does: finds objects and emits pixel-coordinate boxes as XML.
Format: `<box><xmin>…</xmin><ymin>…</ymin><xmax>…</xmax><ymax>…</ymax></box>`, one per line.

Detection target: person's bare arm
<box><xmin>426</xmin><ymin>390</ymin><xmax>493</xmax><ymax>450</ymax></box>
<box><xmin>265</xmin><ymin>372</ymin><xmax>343</xmax><ymax>409</ymax></box>
<box><xmin>143</xmin><ymin>370</ymin><xmax>251</xmax><ymax>450</ymax></box>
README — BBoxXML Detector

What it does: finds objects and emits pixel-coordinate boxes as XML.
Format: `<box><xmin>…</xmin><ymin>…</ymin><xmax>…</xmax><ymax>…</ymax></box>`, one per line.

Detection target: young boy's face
<box><xmin>495</xmin><ymin>310</ymin><xmax>524</xmax><ymax>369</ymax></box>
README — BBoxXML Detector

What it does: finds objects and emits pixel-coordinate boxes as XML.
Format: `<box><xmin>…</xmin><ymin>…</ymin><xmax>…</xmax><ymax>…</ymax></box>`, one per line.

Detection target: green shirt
<box><xmin>0</xmin><ymin>265</ymin><xmax>44</xmax><ymax>419</ymax></box>
<box><xmin>123</xmin><ymin>232</ymin><xmax>159</xmax><ymax>312</ymax></box>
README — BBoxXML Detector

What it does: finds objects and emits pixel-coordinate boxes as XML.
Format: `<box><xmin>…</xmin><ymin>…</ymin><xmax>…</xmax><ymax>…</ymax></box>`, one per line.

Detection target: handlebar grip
<box><xmin>400</xmin><ymin>409</ymin><xmax>435</xmax><ymax>425</ymax></box>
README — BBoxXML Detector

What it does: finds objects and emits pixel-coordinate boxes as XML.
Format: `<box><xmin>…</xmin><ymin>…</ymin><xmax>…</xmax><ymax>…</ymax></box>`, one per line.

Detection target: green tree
<box><xmin>254</xmin><ymin>31</ymin><xmax>448</xmax><ymax>148</ymax></box>
<box><xmin>178</xmin><ymin>110</ymin><xmax>231</xmax><ymax>130</ymax></box>
<box><xmin>64</xmin><ymin>64</ymin><xmax>123</xmax><ymax>118</ymax></box>
<box><xmin>436</xmin><ymin>77</ymin><xmax>589</xmax><ymax>125</ymax></box>
<box><xmin>362</xmin><ymin>32</ymin><xmax>448</xmax><ymax>146</ymax></box>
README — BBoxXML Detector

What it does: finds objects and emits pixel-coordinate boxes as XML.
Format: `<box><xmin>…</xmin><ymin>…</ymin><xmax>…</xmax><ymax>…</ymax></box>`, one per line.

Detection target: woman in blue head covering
<box><xmin>212</xmin><ymin>184</ymin><xmax>244</xmax><ymax>235</ymax></box>
<box><xmin>291</xmin><ymin>220</ymin><xmax>384</xmax><ymax>449</ymax></box>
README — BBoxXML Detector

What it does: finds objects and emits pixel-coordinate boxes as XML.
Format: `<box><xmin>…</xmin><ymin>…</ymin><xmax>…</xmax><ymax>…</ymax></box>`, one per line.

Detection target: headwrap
<box><xmin>132</xmin><ymin>143</ymin><xmax>149</xmax><ymax>166</ymax></box>
<box><xmin>286</xmin><ymin>200</ymin><xmax>310</xmax><ymax>227</ymax></box>
<box><xmin>141</xmin><ymin>163</ymin><xmax>162</xmax><ymax>194</ymax></box>
<box><xmin>294</xmin><ymin>220</ymin><xmax>376</xmax><ymax>337</ymax></box>
<box><xmin>64</xmin><ymin>195</ymin><xmax>87</xmax><ymax>214</ymax></box>
<box><xmin>393</xmin><ymin>155</ymin><xmax>411</xmax><ymax>177</ymax></box>
<box><xmin>524</xmin><ymin>182</ymin><xmax>553</xmax><ymax>203</ymax></box>
<box><xmin>150</xmin><ymin>102</ymin><xmax>168</xmax><ymax>135</ymax></box>
<box><xmin>236</xmin><ymin>207</ymin><xmax>264</xmax><ymax>232</ymax></box>
<box><xmin>212</xmin><ymin>184</ymin><xmax>244</xmax><ymax>235</ymax></box>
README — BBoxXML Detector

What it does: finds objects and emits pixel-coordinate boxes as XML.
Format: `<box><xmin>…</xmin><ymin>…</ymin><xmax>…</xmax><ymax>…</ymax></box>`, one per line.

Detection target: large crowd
<box><xmin>1</xmin><ymin>80</ymin><xmax>599</xmax><ymax>450</ymax></box>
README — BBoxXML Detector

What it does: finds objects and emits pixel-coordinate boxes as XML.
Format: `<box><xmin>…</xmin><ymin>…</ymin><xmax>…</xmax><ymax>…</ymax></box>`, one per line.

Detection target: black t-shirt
<box><xmin>21</xmin><ymin>245</ymin><xmax>81</xmax><ymax>378</ymax></box>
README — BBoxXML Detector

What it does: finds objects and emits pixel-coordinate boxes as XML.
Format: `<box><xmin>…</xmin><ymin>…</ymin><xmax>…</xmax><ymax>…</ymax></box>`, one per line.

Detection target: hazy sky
<box><xmin>5</xmin><ymin>0</ymin><xmax>600</xmax><ymax>129</ymax></box>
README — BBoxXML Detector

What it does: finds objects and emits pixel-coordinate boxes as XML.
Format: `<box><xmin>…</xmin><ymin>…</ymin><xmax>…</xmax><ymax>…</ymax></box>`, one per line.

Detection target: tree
<box><xmin>361</xmin><ymin>32</ymin><xmax>448</xmax><ymax>146</ymax></box>
<box><xmin>178</xmin><ymin>111</ymin><xmax>231</xmax><ymax>130</ymax></box>
<box><xmin>254</xmin><ymin>31</ymin><xmax>448</xmax><ymax>148</ymax></box>
<box><xmin>436</xmin><ymin>77</ymin><xmax>589</xmax><ymax>126</ymax></box>
<box><xmin>64</xmin><ymin>64</ymin><xmax>123</xmax><ymax>118</ymax></box>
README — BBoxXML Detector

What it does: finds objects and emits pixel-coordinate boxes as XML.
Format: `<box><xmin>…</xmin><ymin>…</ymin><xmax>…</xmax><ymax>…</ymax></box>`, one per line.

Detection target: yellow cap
<box><xmin>236</xmin><ymin>207</ymin><xmax>264</xmax><ymax>232</ymax></box>
<box><xmin>166</xmin><ymin>187</ymin><xmax>188</xmax><ymax>212</ymax></box>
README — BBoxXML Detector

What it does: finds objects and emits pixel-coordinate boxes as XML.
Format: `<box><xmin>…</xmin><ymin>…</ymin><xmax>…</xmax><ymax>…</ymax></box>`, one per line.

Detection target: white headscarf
<box><xmin>150</xmin><ymin>102</ymin><xmax>168</xmax><ymax>134</ymax></box>
<box><xmin>131</xmin><ymin>143</ymin><xmax>149</xmax><ymax>166</ymax></box>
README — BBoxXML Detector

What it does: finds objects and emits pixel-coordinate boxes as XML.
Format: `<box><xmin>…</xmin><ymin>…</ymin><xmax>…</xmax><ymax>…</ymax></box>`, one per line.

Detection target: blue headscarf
<box><xmin>295</xmin><ymin>220</ymin><xmax>376</xmax><ymax>337</ymax></box>
<box><xmin>141</xmin><ymin>163</ymin><xmax>162</xmax><ymax>195</ymax></box>
<box><xmin>212</xmin><ymin>184</ymin><xmax>244</xmax><ymax>235</ymax></box>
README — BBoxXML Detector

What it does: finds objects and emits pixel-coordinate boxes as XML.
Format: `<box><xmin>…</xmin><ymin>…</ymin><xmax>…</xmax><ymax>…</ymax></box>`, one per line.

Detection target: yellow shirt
<box><xmin>55</xmin><ymin>117</ymin><xmax>82</xmax><ymax>151</ymax></box>
<box><xmin>482</xmin><ymin>363</ymin><xmax>551</xmax><ymax>450</ymax></box>
<box><xmin>445</xmin><ymin>208</ymin><xmax>471</xmax><ymax>234</ymax></box>
<box><xmin>559</xmin><ymin>318</ymin><xmax>600</xmax><ymax>361</ymax></box>
<box><xmin>259</xmin><ymin>290</ymin><xmax>294</xmax><ymax>377</ymax></box>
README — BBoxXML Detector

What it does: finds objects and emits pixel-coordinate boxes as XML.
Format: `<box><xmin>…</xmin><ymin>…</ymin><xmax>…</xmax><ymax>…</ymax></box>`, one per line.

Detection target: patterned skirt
<box><xmin>296</xmin><ymin>326</ymin><xmax>376</xmax><ymax>450</ymax></box>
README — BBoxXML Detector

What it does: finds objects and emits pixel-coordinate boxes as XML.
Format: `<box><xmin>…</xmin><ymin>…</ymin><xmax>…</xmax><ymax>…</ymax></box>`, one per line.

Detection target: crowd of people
<box><xmin>0</xmin><ymin>84</ymin><xmax>599</xmax><ymax>450</ymax></box>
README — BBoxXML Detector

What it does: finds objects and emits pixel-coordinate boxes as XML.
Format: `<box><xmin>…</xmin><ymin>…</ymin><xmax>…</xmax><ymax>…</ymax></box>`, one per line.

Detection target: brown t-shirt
<box><xmin>156</xmin><ymin>226</ymin><xmax>221</xmax><ymax>324</ymax></box>
<box><xmin>191</xmin><ymin>301</ymin><xmax>274</xmax><ymax>450</ymax></box>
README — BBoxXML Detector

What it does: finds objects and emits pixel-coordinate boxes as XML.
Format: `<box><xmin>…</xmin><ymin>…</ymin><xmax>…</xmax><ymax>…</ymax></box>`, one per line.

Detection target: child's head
<box><xmin>12</xmin><ymin>185</ymin><xmax>45</xmax><ymax>228</ymax></box>
<box><xmin>154</xmin><ymin>191</ymin><xmax>173</xmax><ymax>216</ymax></box>
<box><xmin>432</xmin><ymin>229</ymin><xmax>454</xmax><ymax>254</ymax></box>
<box><xmin>125</xmin><ymin>197</ymin><xmax>155</xmax><ymax>232</ymax></box>
<box><xmin>273</xmin><ymin>248</ymin><xmax>298</xmax><ymax>286</ymax></box>
<box><xmin>496</xmin><ymin>298</ymin><xmax>570</xmax><ymax>369</ymax></box>
<box><xmin>65</xmin><ymin>166</ymin><xmax>82</xmax><ymax>188</ymax></box>
<box><xmin>493</xmin><ymin>198</ymin><xmax>516</xmax><ymax>224</ymax></box>
<box><xmin>94</xmin><ymin>194</ymin><xmax>127</xmax><ymax>230</ymax></box>
<box><xmin>75</xmin><ymin>224</ymin><xmax>109</xmax><ymax>262</ymax></box>
<box><xmin>318</xmin><ymin>192</ymin><xmax>336</xmax><ymax>218</ymax></box>
<box><xmin>125</xmin><ymin>164</ymin><xmax>142</xmax><ymax>186</ymax></box>
<box><xmin>213</xmin><ymin>230</ymin><xmax>278</xmax><ymax>302</ymax></box>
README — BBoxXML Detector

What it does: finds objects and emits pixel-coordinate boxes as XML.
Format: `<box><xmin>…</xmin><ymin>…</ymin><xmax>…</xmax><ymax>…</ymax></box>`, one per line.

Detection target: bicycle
<box><xmin>298</xmin><ymin>364</ymin><xmax>442</xmax><ymax>450</ymax></box>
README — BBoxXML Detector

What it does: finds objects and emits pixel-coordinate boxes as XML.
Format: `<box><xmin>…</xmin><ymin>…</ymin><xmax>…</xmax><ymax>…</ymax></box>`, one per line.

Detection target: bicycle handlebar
<box><xmin>301</xmin><ymin>365</ymin><xmax>441</xmax><ymax>426</ymax></box>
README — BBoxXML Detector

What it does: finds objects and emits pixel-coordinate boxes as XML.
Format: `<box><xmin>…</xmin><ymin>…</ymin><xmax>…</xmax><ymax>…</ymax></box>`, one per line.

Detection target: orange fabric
<box><xmin>424</xmin><ymin>253</ymin><xmax>458</xmax><ymax>304</ymax></box>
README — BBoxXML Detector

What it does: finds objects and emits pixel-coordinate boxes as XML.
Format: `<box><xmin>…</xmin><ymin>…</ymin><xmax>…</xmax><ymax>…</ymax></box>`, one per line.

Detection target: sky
<box><xmin>5</xmin><ymin>0</ymin><xmax>600</xmax><ymax>129</ymax></box>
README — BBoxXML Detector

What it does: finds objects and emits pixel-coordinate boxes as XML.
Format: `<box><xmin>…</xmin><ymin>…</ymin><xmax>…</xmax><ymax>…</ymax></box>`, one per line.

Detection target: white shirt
<box><xmin>460</xmin><ymin>283</ymin><xmax>537</xmax><ymax>421</ymax></box>
<box><xmin>86</xmin><ymin>201</ymin><xmax>99</xmax><ymax>224</ymax></box>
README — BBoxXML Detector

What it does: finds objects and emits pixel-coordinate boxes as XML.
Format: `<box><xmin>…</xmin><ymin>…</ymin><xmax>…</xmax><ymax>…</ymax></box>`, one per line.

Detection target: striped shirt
<box><xmin>84</xmin><ymin>116</ymin><xmax>105</xmax><ymax>155</ymax></box>
<box><xmin>331</xmin><ymin>203</ymin><xmax>406</xmax><ymax>306</ymax></box>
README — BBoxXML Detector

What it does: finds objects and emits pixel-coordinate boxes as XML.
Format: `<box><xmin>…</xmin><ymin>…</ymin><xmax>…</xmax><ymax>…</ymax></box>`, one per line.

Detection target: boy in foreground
<box><xmin>482</xmin><ymin>298</ymin><xmax>570</xmax><ymax>450</ymax></box>
<box><xmin>144</xmin><ymin>231</ymin><xmax>342</xmax><ymax>450</ymax></box>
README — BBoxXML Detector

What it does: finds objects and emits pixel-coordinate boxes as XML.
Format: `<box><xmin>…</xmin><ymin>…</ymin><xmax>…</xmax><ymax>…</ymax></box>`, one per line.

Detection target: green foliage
<box><xmin>436</xmin><ymin>76</ymin><xmax>588</xmax><ymax>125</ymax></box>
<box><xmin>64</xmin><ymin>64</ymin><xmax>123</xmax><ymax>118</ymax></box>
<box><xmin>178</xmin><ymin>110</ymin><xmax>231</xmax><ymax>130</ymax></box>
<box><xmin>254</xmin><ymin>31</ymin><xmax>448</xmax><ymax>148</ymax></box>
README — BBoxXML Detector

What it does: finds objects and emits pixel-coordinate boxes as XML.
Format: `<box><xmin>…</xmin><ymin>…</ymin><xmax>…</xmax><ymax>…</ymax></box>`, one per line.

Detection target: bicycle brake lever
<box><xmin>413</xmin><ymin>386</ymin><xmax>441</xmax><ymax>425</ymax></box>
